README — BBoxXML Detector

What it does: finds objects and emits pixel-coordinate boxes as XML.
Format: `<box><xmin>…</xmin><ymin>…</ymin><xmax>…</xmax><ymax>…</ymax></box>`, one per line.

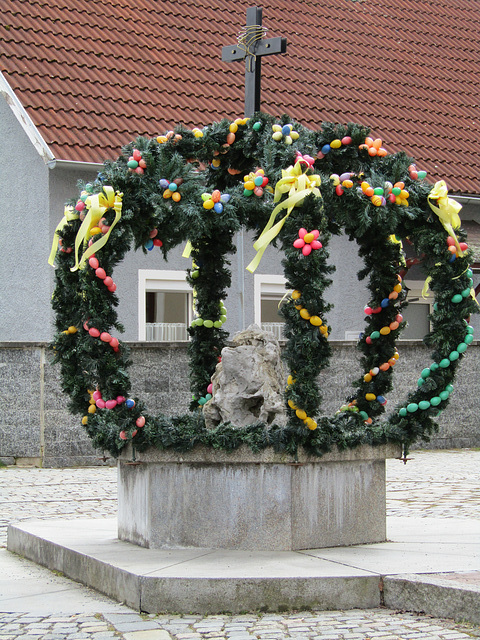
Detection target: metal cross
<box><xmin>221</xmin><ymin>7</ymin><xmax>287</xmax><ymax>117</ymax></box>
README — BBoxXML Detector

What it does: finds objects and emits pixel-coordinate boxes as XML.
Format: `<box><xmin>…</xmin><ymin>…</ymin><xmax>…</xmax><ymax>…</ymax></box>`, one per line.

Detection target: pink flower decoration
<box><xmin>293</xmin><ymin>228</ymin><xmax>322</xmax><ymax>256</ymax></box>
<box><xmin>295</xmin><ymin>151</ymin><xmax>315</xmax><ymax>168</ymax></box>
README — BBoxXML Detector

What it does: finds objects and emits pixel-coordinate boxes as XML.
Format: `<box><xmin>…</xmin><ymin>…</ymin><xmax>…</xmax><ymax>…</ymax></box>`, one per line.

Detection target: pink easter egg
<box><xmin>364</xmin><ymin>306</ymin><xmax>373</xmax><ymax>315</ymax></box>
<box><xmin>136</xmin><ymin>416</ymin><xmax>146</xmax><ymax>428</ymax></box>
<box><xmin>108</xmin><ymin>284</ymin><xmax>117</xmax><ymax>293</ymax></box>
<box><xmin>254</xmin><ymin>187</ymin><xmax>263</xmax><ymax>196</ymax></box>
<box><xmin>207</xmin><ymin>383</ymin><xmax>213</xmax><ymax>394</ymax></box>
<box><xmin>92</xmin><ymin>390</ymin><xmax>102</xmax><ymax>401</ymax></box>
<box><xmin>116</xmin><ymin>396</ymin><xmax>125</xmax><ymax>404</ymax></box>
<box><xmin>133</xmin><ymin>149</ymin><xmax>142</xmax><ymax>161</ymax></box>
<box><xmin>100</xmin><ymin>332</ymin><xmax>111</xmax><ymax>342</ymax></box>
<box><xmin>311</xmin><ymin>230</ymin><xmax>320</xmax><ymax>239</ymax></box>
<box><xmin>298</xmin><ymin>228</ymin><xmax>307</xmax><ymax>238</ymax></box>
<box><xmin>302</xmin><ymin>245</ymin><xmax>312</xmax><ymax>256</ymax></box>
<box><xmin>75</xmin><ymin>201</ymin><xmax>85</xmax><ymax>212</ymax></box>
<box><xmin>366</xmin><ymin>336</ymin><xmax>372</xmax><ymax>344</ymax></box>
<box><xmin>149</xmin><ymin>228</ymin><xmax>158</xmax><ymax>238</ymax></box>
<box><xmin>89</xmin><ymin>328</ymin><xmax>100</xmax><ymax>338</ymax></box>
<box><xmin>105</xmin><ymin>399</ymin><xmax>117</xmax><ymax>409</ymax></box>
<box><xmin>131</xmin><ymin>429</ymin><xmax>138</xmax><ymax>437</ymax></box>
<box><xmin>119</xmin><ymin>430</ymin><xmax>128</xmax><ymax>440</ymax></box>
<box><xmin>341</xmin><ymin>136</ymin><xmax>352</xmax><ymax>145</ymax></box>
<box><xmin>96</xmin><ymin>399</ymin><xmax>106</xmax><ymax>409</ymax></box>
<box><xmin>293</xmin><ymin>239</ymin><xmax>304</xmax><ymax>249</ymax></box>
<box><xmin>109</xmin><ymin>337</ymin><xmax>119</xmax><ymax>349</ymax></box>
<box><xmin>135</xmin><ymin>167</ymin><xmax>144</xmax><ymax>175</ymax></box>
<box><xmin>95</xmin><ymin>267</ymin><xmax>106</xmax><ymax>280</ymax></box>
<box><xmin>103</xmin><ymin>276</ymin><xmax>113</xmax><ymax>288</ymax></box>
<box><xmin>311</xmin><ymin>240</ymin><xmax>322</xmax><ymax>250</ymax></box>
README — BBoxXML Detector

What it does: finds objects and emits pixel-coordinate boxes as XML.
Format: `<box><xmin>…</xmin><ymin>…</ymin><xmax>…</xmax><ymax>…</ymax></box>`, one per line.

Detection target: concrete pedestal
<box><xmin>118</xmin><ymin>444</ymin><xmax>401</xmax><ymax>551</ymax></box>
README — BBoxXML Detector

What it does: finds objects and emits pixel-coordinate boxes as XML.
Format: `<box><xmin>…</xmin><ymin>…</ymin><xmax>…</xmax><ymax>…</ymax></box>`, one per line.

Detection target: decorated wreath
<box><xmin>49</xmin><ymin>114</ymin><xmax>477</xmax><ymax>459</ymax></box>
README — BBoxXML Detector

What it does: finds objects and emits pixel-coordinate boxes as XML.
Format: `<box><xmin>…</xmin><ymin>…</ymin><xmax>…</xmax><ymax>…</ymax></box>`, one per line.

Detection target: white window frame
<box><xmin>253</xmin><ymin>274</ymin><xmax>288</xmax><ymax>326</ymax></box>
<box><xmin>138</xmin><ymin>269</ymin><xmax>192</xmax><ymax>341</ymax></box>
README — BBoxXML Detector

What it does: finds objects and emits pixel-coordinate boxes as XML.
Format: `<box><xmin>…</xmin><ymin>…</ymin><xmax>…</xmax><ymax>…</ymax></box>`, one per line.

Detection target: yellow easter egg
<box><xmin>371</xmin><ymin>195</ymin><xmax>382</xmax><ymax>207</ymax></box>
<box><xmin>393</xmin><ymin>283</ymin><xmax>402</xmax><ymax>293</ymax></box>
<box><xmin>272</xmin><ymin>131</ymin><xmax>283</xmax><ymax>141</ymax></box>
<box><xmin>330</xmin><ymin>174</ymin><xmax>340</xmax><ymax>186</ymax></box>
<box><xmin>299</xmin><ymin>308</ymin><xmax>311</xmax><ymax>320</ymax></box>
<box><xmin>305</xmin><ymin>418</ymin><xmax>317</xmax><ymax>430</ymax></box>
<box><xmin>272</xmin><ymin>124</ymin><xmax>282</xmax><ymax>132</ymax></box>
<box><xmin>212</xmin><ymin>158</ymin><xmax>221</xmax><ymax>167</ymax></box>
<box><xmin>309</xmin><ymin>315</ymin><xmax>322</xmax><ymax>326</ymax></box>
<box><xmin>82</xmin><ymin>416</ymin><xmax>88</xmax><ymax>425</ymax></box>
<box><xmin>156</xmin><ymin>135</ymin><xmax>168</xmax><ymax>144</ymax></box>
<box><xmin>67</xmin><ymin>326</ymin><xmax>77</xmax><ymax>334</ymax></box>
<box><xmin>291</xmin><ymin>290</ymin><xmax>301</xmax><ymax>300</ymax></box>
<box><xmin>380</xmin><ymin>326</ymin><xmax>391</xmax><ymax>335</ymax></box>
<box><xmin>290</xmin><ymin>131</ymin><xmax>299</xmax><ymax>140</ymax></box>
<box><xmin>288</xmin><ymin>399</ymin><xmax>296</xmax><ymax>409</ymax></box>
<box><xmin>319</xmin><ymin>325</ymin><xmax>328</xmax><ymax>335</ymax></box>
<box><xmin>330</xmin><ymin>139</ymin><xmax>342</xmax><ymax>149</ymax></box>
<box><xmin>90</xmin><ymin>226</ymin><xmax>102</xmax><ymax>235</ymax></box>
<box><xmin>364</xmin><ymin>373</ymin><xmax>372</xmax><ymax>382</ymax></box>
<box><xmin>244</xmin><ymin>180</ymin><xmax>255</xmax><ymax>191</ymax></box>
<box><xmin>229</xmin><ymin>123</ymin><xmax>238</xmax><ymax>133</ymax></box>
<box><xmin>88</xmin><ymin>404</ymin><xmax>96</xmax><ymax>414</ymax></box>
<box><xmin>287</xmin><ymin>375</ymin><xmax>295</xmax><ymax>385</ymax></box>
<box><xmin>296</xmin><ymin>409</ymin><xmax>307</xmax><ymax>420</ymax></box>
<box><xmin>342</xmin><ymin>179</ymin><xmax>353</xmax><ymax>188</ymax></box>
<box><xmin>203</xmin><ymin>200</ymin><xmax>215</xmax><ymax>210</ymax></box>
<box><xmin>365</xmin><ymin>393</ymin><xmax>376</xmax><ymax>401</ymax></box>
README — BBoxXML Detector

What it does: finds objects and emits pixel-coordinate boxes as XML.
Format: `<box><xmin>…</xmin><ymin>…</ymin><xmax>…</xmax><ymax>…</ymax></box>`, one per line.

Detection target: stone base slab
<box><xmin>118</xmin><ymin>444</ymin><xmax>401</xmax><ymax>551</ymax></box>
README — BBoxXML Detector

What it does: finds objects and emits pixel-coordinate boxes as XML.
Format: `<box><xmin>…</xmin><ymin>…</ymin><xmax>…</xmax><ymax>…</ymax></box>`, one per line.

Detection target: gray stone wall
<box><xmin>1</xmin><ymin>341</ymin><xmax>479</xmax><ymax>467</ymax></box>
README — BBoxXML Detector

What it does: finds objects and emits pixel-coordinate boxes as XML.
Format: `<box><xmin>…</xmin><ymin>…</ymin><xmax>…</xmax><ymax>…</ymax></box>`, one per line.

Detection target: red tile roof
<box><xmin>1</xmin><ymin>0</ymin><xmax>479</xmax><ymax>194</ymax></box>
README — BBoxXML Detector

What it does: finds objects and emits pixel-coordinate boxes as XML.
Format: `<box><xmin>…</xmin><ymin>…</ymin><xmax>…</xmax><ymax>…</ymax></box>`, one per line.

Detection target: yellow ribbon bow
<box><xmin>428</xmin><ymin>180</ymin><xmax>463</xmax><ymax>255</ymax></box>
<box><xmin>48</xmin><ymin>206</ymin><xmax>80</xmax><ymax>267</ymax></box>
<box><xmin>246</xmin><ymin>161</ymin><xmax>321</xmax><ymax>273</ymax></box>
<box><xmin>70</xmin><ymin>187</ymin><xmax>123</xmax><ymax>272</ymax></box>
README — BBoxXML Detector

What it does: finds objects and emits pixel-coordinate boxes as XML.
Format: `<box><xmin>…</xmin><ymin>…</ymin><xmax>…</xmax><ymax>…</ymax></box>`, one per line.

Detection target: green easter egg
<box><xmin>203</xmin><ymin>320</ymin><xmax>214</xmax><ymax>328</ymax></box>
<box><xmin>253</xmin><ymin>122</ymin><xmax>262</xmax><ymax>131</ymax></box>
<box><xmin>439</xmin><ymin>390</ymin><xmax>450</xmax><ymax>400</ymax></box>
<box><xmin>419</xmin><ymin>400</ymin><xmax>431</xmax><ymax>410</ymax></box>
<box><xmin>430</xmin><ymin>362</ymin><xmax>439</xmax><ymax>371</ymax></box>
<box><xmin>371</xmin><ymin>331</ymin><xmax>380</xmax><ymax>340</ymax></box>
<box><xmin>439</xmin><ymin>358</ymin><xmax>450</xmax><ymax>368</ymax></box>
<box><xmin>399</xmin><ymin>408</ymin><xmax>407</xmax><ymax>417</ymax></box>
<box><xmin>451</xmin><ymin>294</ymin><xmax>463</xmax><ymax>304</ymax></box>
<box><xmin>421</xmin><ymin>368</ymin><xmax>431</xmax><ymax>379</ymax></box>
<box><xmin>449</xmin><ymin>350</ymin><xmax>459</xmax><ymax>361</ymax></box>
<box><xmin>465</xmin><ymin>334</ymin><xmax>474</xmax><ymax>344</ymax></box>
<box><xmin>430</xmin><ymin>396</ymin><xmax>441</xmax><ymax>406</ymax></box>
<box><xmin>457</xmin><ymin>342</ymin><xmax>467</xmax><ymax>353</ymax></box>
<box><xmin>407</xmin><ymin>403</ymin><xmax>419</xmax><ymax>413</ymax></box>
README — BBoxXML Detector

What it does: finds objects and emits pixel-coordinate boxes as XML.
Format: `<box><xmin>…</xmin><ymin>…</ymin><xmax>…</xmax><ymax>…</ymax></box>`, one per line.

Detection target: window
<box><xmin>399</xmin><ymin>283</ymin><xmax>432</xmax><ymax>340</ymax></box>
<box><xmin>254</xmin><ymin>275</ymin><xmax>287</xmax><ymax>341</ymax></box>
<box><xmin>138</xmin><ymin>270</ymin><xmax>192</xmax><ymax>341</ymax></box>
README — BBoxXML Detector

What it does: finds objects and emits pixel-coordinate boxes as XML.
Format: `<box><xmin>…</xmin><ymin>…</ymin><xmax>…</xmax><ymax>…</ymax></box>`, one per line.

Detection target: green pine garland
<box><xmin>50</xmin><ymin>114</ymin><xmax>477</xmax><ymax>459</ymax></box>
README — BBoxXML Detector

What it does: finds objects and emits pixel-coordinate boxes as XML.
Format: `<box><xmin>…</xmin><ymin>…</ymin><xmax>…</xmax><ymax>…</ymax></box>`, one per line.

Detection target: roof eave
<box><xmin>47</xmin><ymin>158</ymin><xmax>104</xmax><ymax>172</ymax></box>
<box><xmin>0</xmin><ymin>71</ymin><xmax>55</xmax><ymax>165</ymax></box>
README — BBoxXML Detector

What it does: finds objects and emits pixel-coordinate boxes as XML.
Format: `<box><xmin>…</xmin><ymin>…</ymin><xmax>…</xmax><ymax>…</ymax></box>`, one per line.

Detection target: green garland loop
<box><xmin>50</xmin><ymin>114</ymin><xmax>477</xmax><ymax>458</ymax></box>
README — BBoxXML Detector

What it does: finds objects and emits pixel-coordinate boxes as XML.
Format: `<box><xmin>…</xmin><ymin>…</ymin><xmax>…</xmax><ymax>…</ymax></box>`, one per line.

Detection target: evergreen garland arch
<box><xmin>50</xmin><ymin>114</ymin><xmax>477</xmax><ymax>459</ymax></box>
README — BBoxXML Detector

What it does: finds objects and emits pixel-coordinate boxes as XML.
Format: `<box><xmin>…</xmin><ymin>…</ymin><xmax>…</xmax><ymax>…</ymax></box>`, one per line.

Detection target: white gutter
<box><xmin>0</xmin><ymin>70</ymin><xmax>55</xmax><ymax>165</ymax></box>
<box><xmin>47</xmin><ymin>158</ymin><xmax>103</xmax><ymax>171</ymax></box>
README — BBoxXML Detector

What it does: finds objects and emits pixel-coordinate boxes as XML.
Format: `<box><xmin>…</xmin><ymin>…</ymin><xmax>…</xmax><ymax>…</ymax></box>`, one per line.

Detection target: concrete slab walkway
<box><xmin>1</xmin><ymin>449</ymin><xmax>479</xmax><ymax>638</ymax></box>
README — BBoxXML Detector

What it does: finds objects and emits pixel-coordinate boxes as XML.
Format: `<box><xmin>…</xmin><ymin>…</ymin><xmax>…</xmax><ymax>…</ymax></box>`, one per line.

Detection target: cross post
<box><xmin>221</xmin><ymin>7</ymin><xmax>287</xmax><ymax>117</ymax></box>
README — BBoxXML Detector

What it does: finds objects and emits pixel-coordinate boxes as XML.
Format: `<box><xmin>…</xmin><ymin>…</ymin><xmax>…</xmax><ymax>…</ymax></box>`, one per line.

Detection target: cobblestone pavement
<box><xmin>1</xmin><ymin>449</ymin><xmax>479</xmax><ymax>639</ymax></box>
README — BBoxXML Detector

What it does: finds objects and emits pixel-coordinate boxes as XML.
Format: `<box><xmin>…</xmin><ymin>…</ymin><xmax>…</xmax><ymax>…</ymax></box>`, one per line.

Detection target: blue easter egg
<box><xmin>254</xmin><ymin>176</ymin><xmax>264</xmax><ymax>187</ymax></box>
<box><xmin>220</xmin><ymin>194</ymin><xmax>231</xmax><ymax>203</ymax></box>
<box><xmin>168</xmin><ymin>182</ymin><xmax>177</xmax><ymax>191</ymax></box>
<box><xmin>145</xmin><ymin>239</ymin><xmax>154</xmax><ymax>250</ymax></box>
<box><xmin>321</xmin><ymin>144</ymin><xmax>331</xmax><ymax>154</ymax></box>
<box><xmin>125</xmin><ymin>398</ymin><xmax>135</xmax><ymax>409</ymax></box>
<box><xmin>281</xmin><ymin>124</ymin><xmax>292</xmax><ymax>135</ymax></box>
<box><xmin>159</xmin><ymin>179</ymin><xmax>169</xmax><ymax>188</ymax></box>
<box><xmin>381</xmin><ymin>298</ymin><xmax>389</xmax><ymax>308</ymax></box>
<box><xmin>214</xmin><ymin>202</ymin><xmax>223</xmax><ymax>213</ymax></box>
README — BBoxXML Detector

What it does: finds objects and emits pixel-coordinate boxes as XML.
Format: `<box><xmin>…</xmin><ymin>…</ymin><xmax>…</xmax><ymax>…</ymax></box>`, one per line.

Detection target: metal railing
<box><xmin>261</xmin><ymin>322</ymin><xmax>285</xmax><ymax>341</ymax></box>
<box><xmin>145</xmin><ymin>323</ymin><xmax>189</xmax><ymax>342</ymax></box>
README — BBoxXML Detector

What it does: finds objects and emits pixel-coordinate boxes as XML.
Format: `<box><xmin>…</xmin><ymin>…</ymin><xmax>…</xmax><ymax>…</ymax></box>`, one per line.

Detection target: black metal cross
<box><xmin>221</xmin><ymin>7</ymin><xmax>287</xmax><ymax>117</ymax></box>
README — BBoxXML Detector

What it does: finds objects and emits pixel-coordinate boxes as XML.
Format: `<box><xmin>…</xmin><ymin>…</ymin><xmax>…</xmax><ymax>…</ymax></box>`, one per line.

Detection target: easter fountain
<box><xmin>8</xmin><ymin>6</ymin><xmax>475</xmax><ymax>614</ymax></box>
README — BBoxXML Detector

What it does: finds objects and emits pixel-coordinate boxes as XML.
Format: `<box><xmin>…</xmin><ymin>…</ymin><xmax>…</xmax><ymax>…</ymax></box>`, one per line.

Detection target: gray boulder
<box><xmin>203</xmin><ymin>324</ymin><xmax>287</xmax><ymax>429</ymax></box>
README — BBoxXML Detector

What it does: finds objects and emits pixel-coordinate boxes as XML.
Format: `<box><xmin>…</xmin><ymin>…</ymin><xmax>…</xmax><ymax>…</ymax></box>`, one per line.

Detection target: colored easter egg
<box><xmin>110</xmin><ymin>337</ymin><xmax>119</xmax><ymax>349</ymax></box>
<box><xmin>392</xmin><ymin>187</ymin><xmax>401</xmax><ymax>196</ymax></box>
<box><xmin>253</xmin><ymin>187</ymin><xmax>263</xmax><ymax>196</ymax></box>
<box><xmin>89</xmin><ymin>257</ymin><xmax>99</xmax><ymax>269</ymax></box>
<box><xmin>373</xmin><ymin>187</ymin><xmax>384</xmax><ymax>196</ymax></box>
<box><xmin>365</xmin><ymin>393</ymin><xmax>376</xmax><ymax>401</ymax></box>
<box><xmin>439</xmin><ymin>390</ymin><xmax>450</xmax><ymax>400</ymax></box>
<box><xmin>136</xmin><ymin>416</ymin><xmax>146</xmax><ymax>427</ymax></box>
<box><xmin>125</xmin><ymin>398</ymin><xmax>135</xmax><ymax>409</ymax></box>
<box><xmin>321</xmin><ymin>144</ymin><xmax>331</xmax><ymax>154</ymax></box>
<box><xmin>214</xmin><ymin>203</ymin><xmax>223</xmax><ymax>213</ymax></box>
<box><xmin>95</xmin><ymin>268</ymin><xmax>106</xmax><ymax>280</ymax></box>
<box><xmin>419</xmin><ymin>401</ymin><xmax>431</xmax><ymax>411</ymax></box>
<box><xmin>89</xmin><ymin>328</ymin><xmax>100</xmax><ymax>338</ymax></box>
<box><xmin>281</xmin><ymin>124</ymin><xmax>292</xmax><ymax>135</ymax></box>
<box><xmin>465</xmin><ymin>334</ymin><xmax>474</xmax><ymax>344</ymax></box>
<box><xmin>116</xmin><ymin>396</ymin><xmax>125</xmax><ymax>404</ymax></box>
<box><xmin>335</xmin><ymin>185</ymin><xmax>344</xmax><ymax>196</ymax></box>
<box><xmin>418</xmin><ymin>171</ymin><xmax>427</xmax><ymax>179</ymax></box>
<box><xmin>381</xmin><ymin>298</ymin><xmax>390</xmax><ymax>308</ymax></box>
<box><xmin>253</xmin><ymin>122</ymin><xmax>262</xmax><ymax>131</ymax></box>
<box><xmin>254</xmin><ymin>176</ymin><xmax>264</xmax><ymax>187</ymax></box>
<box><xmin>439</xmin><ymin>358</ymin><xmax>450</xmax><ymax>368</ymax></box>
<box><xmin>96</xmin><ymin>398</ymin><xmax>106</xmax><ymax>409</ymax></box>
<box><xmin>100</xmin><ymin>332</ymin><xmax>111</xmax><ymax>342</ymax></box>
<box><xmin>430</xmin><ymin>396</ymin><xmax>441</xmax><ymax>406</ymax></box>
<box><xmin>449</xmin><ymin>350</ymin><xmax>459</xmax><ymax>361</ymax></box>
<box><xmin>330</xmin><ymin>139</ymin><xmax>342</xmax><ymax>149</ymax></box>
<box><xmin>407</xmin><ymin>403</ymin><xmax>419</xmax><ymax>413</ymax></box>
<box><xmin>132</xmin><ymin>149</ymin><xmax>142</xmax><ymax>161</ymax></box>
<box><xmin>295</xmin><ymin>409</ymin><xmax>307</xmax><ymax>420</ymax></box>
<box><xmin>370</xmin><ymin>331</ymin><xmax>380</xmax><ymax>340</ymax></box>
<box><xmin>144</xmin><ymin>240</ymin><xmax>154</xmax><ymax>250</ymax></box>
<box><xmin>272</xmin><ymin>131</ymin><xmax>283</xmax><ymax>141</ymax></box>
<box><xmin>106</xmin><ymin>399</ymin><xmax>117</xmax><ymax>409</ymax></box>
<box><xmin>203</xmin><ymin>320</ymin><xmax>214</xmax><ymax>328</ymax></box>
<box><xmin>457</xmin><ymin>342</ymin><xmax>468</xmax><ymax>353</ymax></box>
<box><xmin>451</xmin><ymin>294</ymin><xmax>463</xmax><ymax>304</ymax></box>
<box><xmin>299</xmin><ymin>308</ymin><xmax>311</xmax><ymax>319</ymax></box>
<box><xmin>127</xmin><ymin>160</ymin><xmax>138</xmax><ymax>169</ymax></box>
<box><xmin>75</xmin><ymin>200</ymin><xmax>85</xmax><ymax>212</ymax></box>
<box><xmin>119</xmin><ymin>431</ymin><xmax>128</xmax><ymax>440</ymax></box>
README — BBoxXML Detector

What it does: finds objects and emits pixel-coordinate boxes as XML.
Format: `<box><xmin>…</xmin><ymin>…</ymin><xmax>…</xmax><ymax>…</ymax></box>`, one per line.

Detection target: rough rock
<box><xmin>203</xmin><ymin>324</ymin><xmax>287</xmax><ymax>429</ymax></box>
